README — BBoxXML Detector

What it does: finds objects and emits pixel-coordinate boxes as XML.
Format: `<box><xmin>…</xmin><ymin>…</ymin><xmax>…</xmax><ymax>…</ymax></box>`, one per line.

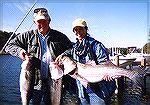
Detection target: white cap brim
<box><xmin>34</xmin><ymin>15</ymin><xmax>46</xmax><ymax>21</ymax></box>
<box><xmin>72</xmin><ymin>18</ymin><xmax>87</xmax><ymax>30</ymax></box>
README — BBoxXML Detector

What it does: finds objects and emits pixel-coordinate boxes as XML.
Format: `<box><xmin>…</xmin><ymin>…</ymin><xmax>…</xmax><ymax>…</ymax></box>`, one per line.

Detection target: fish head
<box><xmin>21</xmin><ymin>56</ymin><xmax>32</xmax><ymax>70</ymax></box>
<box><xmin>49</xmin><ymin>62</ymin><xmax>63</xmax><ymax>80</ymax></box>
<box><xmin>61</xmin><ymin>56</ymin><xmax>77</xmax><ymax>75</ymax></box>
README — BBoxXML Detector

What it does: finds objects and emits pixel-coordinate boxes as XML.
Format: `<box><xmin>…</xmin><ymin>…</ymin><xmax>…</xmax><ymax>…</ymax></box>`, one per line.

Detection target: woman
<box><xmin>56</xmin><ymin>18</ymin><xmax>116</xmax><ymax>105</ymax></box>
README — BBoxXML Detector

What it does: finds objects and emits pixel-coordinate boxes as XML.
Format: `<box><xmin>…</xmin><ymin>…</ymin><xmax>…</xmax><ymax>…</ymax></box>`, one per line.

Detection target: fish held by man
<box><xmin>60</xmin><ymin>56</ymin><xmax>146</xmax><ymax>87</ymax></box>
<box><xmin>20</xmin><ymin>55</ymin><xmax>36</xmax><ymax>105</ymax></box>
<box><xmin>20</xmin><ymin>55</ymin><xmax>63</xmax><ymax>105</ymax></box>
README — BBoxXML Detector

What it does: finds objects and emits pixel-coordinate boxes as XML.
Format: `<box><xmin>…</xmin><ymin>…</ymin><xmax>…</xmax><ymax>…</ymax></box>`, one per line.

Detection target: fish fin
<box><xmin>129</xmin><ymin>67</ymin><xmax>147</xmax><ymax>88</ymax></box>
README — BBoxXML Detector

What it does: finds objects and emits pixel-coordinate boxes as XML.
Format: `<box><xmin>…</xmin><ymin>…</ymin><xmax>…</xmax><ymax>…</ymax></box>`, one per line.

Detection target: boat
<box><xmin>125</xmin><ymin>48</ymin><xmax>150</xmax><ymax>66</ymax></box>
<box><xmin>126</xmin><ymin>53</ymin><xmax>150</xmax><ymax>66</ymax></box>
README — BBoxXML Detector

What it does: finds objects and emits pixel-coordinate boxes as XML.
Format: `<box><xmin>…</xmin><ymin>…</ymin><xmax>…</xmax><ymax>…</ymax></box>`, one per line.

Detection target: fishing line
<box><xmin>1</xmin><ymin>1</ymin><xmax>37</xmax><ymax>53</ymax></box>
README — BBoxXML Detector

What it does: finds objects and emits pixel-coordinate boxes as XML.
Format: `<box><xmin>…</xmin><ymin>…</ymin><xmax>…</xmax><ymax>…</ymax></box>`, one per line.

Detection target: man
<box><xmin>56</xmin><ymin>18</ymin><xmax>117</xmax><ymax>105</ymax></box>
<box><xmin>5</xmin><ymin>8</ymin><xmax>72</xmax><ymax>105</ymax></box>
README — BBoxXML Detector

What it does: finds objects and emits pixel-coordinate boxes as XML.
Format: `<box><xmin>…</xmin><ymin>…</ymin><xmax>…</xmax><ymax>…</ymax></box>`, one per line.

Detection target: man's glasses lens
<box><xmin>34</xmin><ymin>8</ymin><xmax>47</xmax><ymax>13</ymax></box>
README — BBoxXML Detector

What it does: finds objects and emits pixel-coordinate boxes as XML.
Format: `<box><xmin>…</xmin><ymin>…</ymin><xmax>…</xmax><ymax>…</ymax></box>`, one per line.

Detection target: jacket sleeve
<box><xmin>4</xmin><ymin>32</ymin><xmax>29</xmax><ymax>58</ymax></box>
<box><xmin>92</xmin><ymin>41</ymin><xmax>109</xmax><ymax>64</ymax></box>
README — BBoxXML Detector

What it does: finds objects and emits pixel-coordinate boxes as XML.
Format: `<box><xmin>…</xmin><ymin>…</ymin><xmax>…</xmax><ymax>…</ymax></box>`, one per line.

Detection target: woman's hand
<box><xmin>102</xmin><ymin>74</ymin><xmax>113</xmax><ymax>81</ymax></box>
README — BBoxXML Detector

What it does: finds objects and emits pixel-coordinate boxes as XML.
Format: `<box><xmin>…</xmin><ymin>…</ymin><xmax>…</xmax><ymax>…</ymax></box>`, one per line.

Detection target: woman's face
<box><xmin>73</xmin><ymin>26</ymin><xmax>87</xmax><ymax>42</ymax></box>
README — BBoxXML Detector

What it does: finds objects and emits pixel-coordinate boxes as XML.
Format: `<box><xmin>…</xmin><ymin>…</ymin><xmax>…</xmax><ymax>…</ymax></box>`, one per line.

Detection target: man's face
<box><xmin>33</xmin><ymin>8</ymin><xmax>50</xmax><ymax>35</ymax></box>
<box><xmin>34</xmin><ymin>18</ymin><xmax>50</xmax><ymax>35</ymax></box>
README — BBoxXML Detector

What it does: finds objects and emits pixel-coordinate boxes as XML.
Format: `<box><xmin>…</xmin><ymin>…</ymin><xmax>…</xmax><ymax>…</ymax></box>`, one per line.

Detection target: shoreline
<box><xmin>0</xmin><ymin>52</ymin><xmax>8</xmax><ymax>55</ymax></box>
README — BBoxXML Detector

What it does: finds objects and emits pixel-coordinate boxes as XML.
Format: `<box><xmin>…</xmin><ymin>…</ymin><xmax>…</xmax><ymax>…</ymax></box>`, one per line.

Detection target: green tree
<box><xmin>143</xmin><ymin>42</ymin><xmax>150</xmax><ymax>54</ymax></box>
<box><xmin>0</xmin><ymin>30</ymin><xmax>12</xmax><ymax>51</ymax></box>
<box><xmin>120</xmin><ymin>48</ymin><xmax>128</xmax><ymax>55</ymax></box>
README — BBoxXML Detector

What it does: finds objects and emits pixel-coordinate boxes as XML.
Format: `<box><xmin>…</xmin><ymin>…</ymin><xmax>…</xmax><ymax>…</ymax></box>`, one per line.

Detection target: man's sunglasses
<box><xmin>34</xmin><ymin>8</ymin><xmax>48</xmax><ymax>14</ymax></box>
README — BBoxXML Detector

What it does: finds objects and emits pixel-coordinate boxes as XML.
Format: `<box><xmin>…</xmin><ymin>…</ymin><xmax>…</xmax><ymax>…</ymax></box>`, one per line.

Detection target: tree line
<box><xmin>0</xmin><ymin>30</ymin><xmax>12</xmax><ymax>51</ymax></box>
<box><xmin>0</xmin><ymin>30</ymin><xmax>149</xmax><ymax>54</ymax></box>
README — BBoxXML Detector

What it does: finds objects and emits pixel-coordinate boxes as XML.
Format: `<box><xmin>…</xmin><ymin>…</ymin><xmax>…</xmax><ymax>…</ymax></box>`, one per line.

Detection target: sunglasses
<box><xmin>34</xmin><ymin>8</ymin><xmax>48</xmax><ymax>14</ymax></box>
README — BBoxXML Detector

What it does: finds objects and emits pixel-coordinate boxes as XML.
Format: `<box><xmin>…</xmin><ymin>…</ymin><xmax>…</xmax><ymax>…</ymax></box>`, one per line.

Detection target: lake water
<box><xmin>0</xmin><ymin>55</ymin><xmax>22</xmax><ymax>105</ymax></box>
<box><xmin>0</xmin><ymin>54</ymin><xmax>150</xmax><ymax>105</ymax></box>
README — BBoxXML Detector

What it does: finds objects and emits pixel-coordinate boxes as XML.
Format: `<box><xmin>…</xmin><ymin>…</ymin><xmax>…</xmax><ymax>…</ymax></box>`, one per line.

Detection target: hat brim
<box><xmin>34</xmin><ymin>15</ymin><xmax>46</xmax><ymax>21</ymax></box>
<box><xmin>72</xmin><ymin>24</ymin><xmax>85</xmax><ymax>29</ymax></box>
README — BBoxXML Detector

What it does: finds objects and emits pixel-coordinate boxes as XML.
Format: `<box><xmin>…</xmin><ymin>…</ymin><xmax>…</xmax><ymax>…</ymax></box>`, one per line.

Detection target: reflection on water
<box><xmin>0</xmin><ymin>54</ymin><xmax>149</xmax><ymax>105</ymax></box>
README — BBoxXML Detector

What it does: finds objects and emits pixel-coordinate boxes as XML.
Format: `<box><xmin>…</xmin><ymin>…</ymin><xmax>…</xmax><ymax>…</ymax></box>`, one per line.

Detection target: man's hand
<box><xmin>19</xmin><ymin>49</ymin><xmax>29</xmax><ymax>60</ymax></box>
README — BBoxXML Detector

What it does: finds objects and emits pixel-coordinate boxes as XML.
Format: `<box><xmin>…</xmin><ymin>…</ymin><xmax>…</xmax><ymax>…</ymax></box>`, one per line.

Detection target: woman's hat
<box><xmin>72</xmin><ymin>18</ymin><xmax>87</xmax><ymax>30</ymax></box>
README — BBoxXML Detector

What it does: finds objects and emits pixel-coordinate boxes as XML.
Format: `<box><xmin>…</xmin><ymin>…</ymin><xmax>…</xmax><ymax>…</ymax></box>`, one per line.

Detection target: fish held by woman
<box><xmin>59</xmin><ymin>56</ymin><xmax>146</xmax><ymax>87</ymax></box>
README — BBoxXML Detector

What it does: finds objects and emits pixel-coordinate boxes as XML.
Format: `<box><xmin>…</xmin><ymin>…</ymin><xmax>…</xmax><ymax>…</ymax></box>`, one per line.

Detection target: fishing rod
<box><xmin>0</xmin><ymin>1</ymin><xmax>37</xmax><ymax>54</ymax></box>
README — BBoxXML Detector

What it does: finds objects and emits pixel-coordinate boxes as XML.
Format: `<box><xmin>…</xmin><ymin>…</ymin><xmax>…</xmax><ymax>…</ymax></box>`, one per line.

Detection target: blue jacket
<box><xmin>62</xmin><ymin>36</ymin><xmax>116</xmax><ymax>100</ymax></box>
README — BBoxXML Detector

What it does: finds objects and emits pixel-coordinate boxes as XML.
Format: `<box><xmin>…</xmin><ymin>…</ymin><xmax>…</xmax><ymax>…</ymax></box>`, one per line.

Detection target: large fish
<box><xmin>20</xmin><ymin>56</ymin><xmax>62</xmax><ymax>105</ymax></box>
<box><xmin>49</xmin><ymin>62</ymin><xmax>63</xmax><ymax>105</ymax></box>
<box><xmin>20</xmin><ymin>55</ymin><xmax>36</xmax><ymax>105</ymax></box>
<box><xmin>59</xmin><ymin>56</ymin><xmax>146</xmax><ymax>87</ymax></box>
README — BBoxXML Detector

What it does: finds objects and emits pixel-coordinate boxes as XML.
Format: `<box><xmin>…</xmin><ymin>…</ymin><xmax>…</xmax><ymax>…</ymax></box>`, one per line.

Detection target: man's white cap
<box><xmin>33</xmin><ymin>8</ymin><xmax>50</xmax><ymax>21</ymax></box>
<box><xmin>72</xmin><ymin>18</ymin><xmax>87</xmax><ymax>30</ymax></box>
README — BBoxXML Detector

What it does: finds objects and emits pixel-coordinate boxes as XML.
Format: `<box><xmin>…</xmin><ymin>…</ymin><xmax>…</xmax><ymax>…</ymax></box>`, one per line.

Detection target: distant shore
<box><xmin>0</xmin><ymin>51</ymin><xmax>8</xmax><ymax>55</ymax></box>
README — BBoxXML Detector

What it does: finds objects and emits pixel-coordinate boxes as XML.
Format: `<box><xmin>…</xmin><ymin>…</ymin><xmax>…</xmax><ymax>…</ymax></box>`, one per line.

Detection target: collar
<box><xmin>38</xmin><ymin>30</ymin><xmax>50</xmax><ymax>40</ymax></box>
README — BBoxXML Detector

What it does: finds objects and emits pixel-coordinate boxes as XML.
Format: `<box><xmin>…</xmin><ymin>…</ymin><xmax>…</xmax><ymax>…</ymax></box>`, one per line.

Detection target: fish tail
<box><xmin>129</xmin><ymin>68</ymin><xmax>147</xmax><ymax>87</ymax></box>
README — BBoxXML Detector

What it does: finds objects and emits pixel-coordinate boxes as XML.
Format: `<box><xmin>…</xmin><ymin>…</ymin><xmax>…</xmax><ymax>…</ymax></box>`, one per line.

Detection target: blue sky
<box><xmin>0</xmin><ymin>0</ymin><xmax>150</xmax><ymax>48</ymax></box>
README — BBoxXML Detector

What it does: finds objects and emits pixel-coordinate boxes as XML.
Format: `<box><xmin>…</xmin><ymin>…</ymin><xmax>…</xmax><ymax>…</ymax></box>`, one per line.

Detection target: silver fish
<box><xmin>20</xmin><ymin>56</ymin><xmax>35</xmax><ymax>105</ymax></box>
<box><xmin>20</xmin><ymin>56</ymin><xmax>62</xmax><ymax>105</ymax></box>
<box><xmin>49</xmin><ymin>62</ymin><xmax>63</xmax><ymax>105</ymax></box>
<box><xmin>61</xmin><ymin>56</ymin><xmax>146</xmax><ymax>87</ymax></box>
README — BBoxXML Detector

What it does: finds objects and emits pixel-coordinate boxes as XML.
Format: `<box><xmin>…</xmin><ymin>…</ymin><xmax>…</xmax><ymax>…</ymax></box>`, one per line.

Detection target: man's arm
<box><xmin>4</xmin><ymin>32</ymin><xmax>28</xmax><ymax>59</ymax></box>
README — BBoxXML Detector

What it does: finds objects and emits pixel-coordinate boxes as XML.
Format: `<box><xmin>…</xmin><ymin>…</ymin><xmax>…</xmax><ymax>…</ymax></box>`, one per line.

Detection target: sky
<box><xmin>0</xmin><ymin>0</ymin><xmax>150</xmax><ymax>48</ymax></box>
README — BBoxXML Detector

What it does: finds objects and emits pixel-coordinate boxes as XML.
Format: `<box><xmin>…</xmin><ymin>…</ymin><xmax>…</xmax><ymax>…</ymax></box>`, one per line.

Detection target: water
<box><xmin>0</xmin><ymin>54</ymin><xmax>149</xmax><ymax>105</ymax></box>
<box><xmin>0</xmin><ymin>55</ymin><xmax>22</xmax><ymax>105</ymax></box>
